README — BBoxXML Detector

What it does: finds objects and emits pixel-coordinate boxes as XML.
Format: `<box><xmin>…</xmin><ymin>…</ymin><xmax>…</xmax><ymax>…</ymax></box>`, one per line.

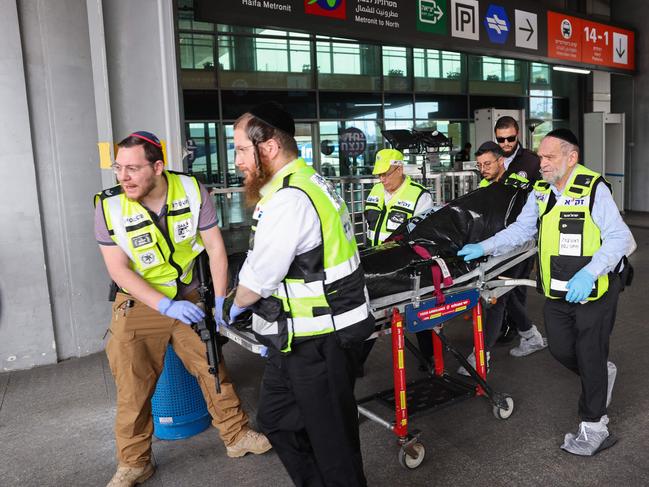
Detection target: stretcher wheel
<box><xmin>398</xmin><ymin>442</ymin><xmax>425</xmax><ymax>469</ymax></box>
<box><xmin>492</xmin><ymin>395</ymin><xmax>514</xmax><ymax>420</ymax></box>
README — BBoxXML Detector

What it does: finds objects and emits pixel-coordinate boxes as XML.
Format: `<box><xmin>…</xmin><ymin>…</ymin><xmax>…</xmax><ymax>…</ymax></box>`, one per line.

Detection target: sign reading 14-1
<box><xmin>547</xmin><ymin>11</ymin><xmax>635</xmax><ymax>70</ymax></box>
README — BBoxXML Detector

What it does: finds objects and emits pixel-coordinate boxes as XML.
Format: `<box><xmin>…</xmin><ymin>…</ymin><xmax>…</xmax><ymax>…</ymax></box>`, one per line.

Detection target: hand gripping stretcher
<box><xmin>219</xmin><ymin>241</ymin><xmax>537</xmax><ymax>470</ymax></box>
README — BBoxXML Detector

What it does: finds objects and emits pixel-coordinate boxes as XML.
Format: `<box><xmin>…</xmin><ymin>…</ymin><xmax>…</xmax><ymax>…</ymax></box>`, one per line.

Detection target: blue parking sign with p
<box><xmin>484</xmin><ymin>5</ymin><xmax>510</xmax><ymax>44</ymax></box>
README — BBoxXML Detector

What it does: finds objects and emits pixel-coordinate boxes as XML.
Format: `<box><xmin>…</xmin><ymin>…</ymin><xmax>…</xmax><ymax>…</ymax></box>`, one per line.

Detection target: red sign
<box><xmin>304</xmin><ymin>0</ymin><xmax>347</xmax><ymax>20</ymax></box>
<box><xmin>547</xmin><ymin>11</ymin><xmax>635</xmax><ymax>71</ymax></box>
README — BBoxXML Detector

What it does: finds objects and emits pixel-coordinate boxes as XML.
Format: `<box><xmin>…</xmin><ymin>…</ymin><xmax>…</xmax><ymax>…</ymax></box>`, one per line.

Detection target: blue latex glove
<box><xmin>229</xmin><ymin>302</ymin><xmax>248</xmax><ymax>323</ymax></box>
<box><xmin>259</xmin><ymin>346</ymin><xmax>269</xmax><ymax>358</ymax></box>
<box><xmin>214</xmin><ymin>296</ymin><xmax>226</xmax><ymax>329</ymax></box>
<box><xmin>565</xmin><ymin>269</ymin><xmax>596</xmax><ymax>303</ymax></box>
<box><xmin>158</xmin><ymin>297</ymin><xmax>205</xmax><ymax>325</ymax></box>
<box><xmin>457</xmin><ymin>243</ymin><xmax>485</xmax><ymax>262</ymax></box>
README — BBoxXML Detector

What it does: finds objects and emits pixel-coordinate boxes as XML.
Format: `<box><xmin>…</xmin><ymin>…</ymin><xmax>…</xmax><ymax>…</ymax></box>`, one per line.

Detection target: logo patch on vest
<box><xmin>139</xmin><ymin>250</ymin><xmax>160</xmax><ymax>268</ymax></box>
<box><xmin>253</xmin><ymin>205</ymin><xmax>263</xmax><ymax>221</ymax></box>
<box><xmin>131</xmin><ymin>233</ymin><xmax>153</xmax><ymax>248</ymax></box>
<box><xmin>171</xmin><ymin>197</ymin><xmax>189</xmax><ymax>210</ymax></box>
<box><xmin>396</xmin><ymin>200</ymin><xmax>414</xmax><ymax>210</ymax></box>
<box><xmin>173</xmin><ymin>218</ymin><xmax>193</xmax><ymax>243</ymax></box>
<box><xmin>517</xmin><ymin>171</ymin><xmax>528</xmax><ymax>179</ymax></box>
<box><xmin>311</xmin><ymin>173</ymin><xmax>342</xmax><ymax>210</ymax></box>
<box><xmin>557</xmin><ymin>196</ymin><xmax>588</xmax><ymax>207</ymax></box>
<box><xmin>123</xmin><ymin>213</ymin><xmax>146</xmax><ymax>226</ymax></box>
<box><xmin>367</xmin><ymin>195</ymin><xmax>380</xmax><ymax>204</ymax></box>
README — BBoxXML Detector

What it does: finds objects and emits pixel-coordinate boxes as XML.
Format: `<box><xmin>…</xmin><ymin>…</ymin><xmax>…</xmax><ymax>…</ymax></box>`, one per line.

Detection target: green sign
<box><xmin>417</xmin><ymin>0</ymin><xmax>447</xmax><ymax>35</ymax></box>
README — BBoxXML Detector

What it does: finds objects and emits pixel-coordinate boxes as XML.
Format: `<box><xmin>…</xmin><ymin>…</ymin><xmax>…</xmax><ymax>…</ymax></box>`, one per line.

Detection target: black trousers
<box><xmin>484</xmin><ymin>256</ymin><xmax>535</xmax><ymax>349</ymax></box>
<box><xmin>543</xmin><ymin>274</ymin><xmax>621</xmax><ymax>422</ymax></box>
<box><xmin>257</xmin><ymin>334</ymin><xmax>367</xmax><ymax>487</ymax></box>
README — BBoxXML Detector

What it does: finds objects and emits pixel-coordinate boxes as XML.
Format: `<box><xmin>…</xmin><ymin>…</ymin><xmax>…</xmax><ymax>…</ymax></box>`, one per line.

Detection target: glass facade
<box><xmin>176</xmin><ymin>1</ymin><xmax>581</xmax><ymax>227</ymax></box>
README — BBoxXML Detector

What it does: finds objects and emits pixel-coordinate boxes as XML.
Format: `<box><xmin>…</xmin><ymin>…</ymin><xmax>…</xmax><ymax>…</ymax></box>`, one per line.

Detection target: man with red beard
<box><xmin>94</xmin><ymin>131</ymin><xmax>270</xmax><ymax>487</ymax></box>
<box><xmin>228</xmin><ymin>102</ymin><xmax>374</xmax><ymax>486</ymax></box>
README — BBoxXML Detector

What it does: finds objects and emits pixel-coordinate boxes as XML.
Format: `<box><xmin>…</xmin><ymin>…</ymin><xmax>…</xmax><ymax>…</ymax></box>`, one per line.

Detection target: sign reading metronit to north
<box><xmin>195</xmin><ymin>0</ymin><xmax>635</xmax><ymax>73</ymax></box>
<box><xmin>547</xmin><ymin>11</ymin><xmax>635</xmax><ymax>70</ymax></box>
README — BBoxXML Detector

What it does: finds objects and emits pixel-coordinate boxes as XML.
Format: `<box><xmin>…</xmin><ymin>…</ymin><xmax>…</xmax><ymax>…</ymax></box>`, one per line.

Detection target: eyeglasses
<box><xmin>378</xmin><ymin>166</ymin><xmax>400</xmax><ymax>179</ymax></box>
<box><xmin>496</xmin><ymin>135</ymin><xmax>517</xmax><ymax>143</ymax></box>
<box><xmin>111</xmin><ymin>162</ymin><xmax>155</xmax><ymax>176</ymax></box>
<box><xmin>234</xmin><ymin>144</ymin><xmax>255</xmax><ymax>156</ymax></box>
<box><xmin>476</xmin><ymin>159</ymin><xmax>498</xmax><ymax>169</ymax></box>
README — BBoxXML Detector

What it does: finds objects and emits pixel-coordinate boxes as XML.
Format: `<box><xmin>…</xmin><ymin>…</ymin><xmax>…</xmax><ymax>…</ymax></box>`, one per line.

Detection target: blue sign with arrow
<box><xmin>484</xmin><ymin>5</ymin><xmax>510</xmax><ymax>44</ymax></box>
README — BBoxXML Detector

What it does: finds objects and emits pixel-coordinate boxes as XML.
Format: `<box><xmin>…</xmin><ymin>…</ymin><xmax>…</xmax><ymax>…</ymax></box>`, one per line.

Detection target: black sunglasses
<box><xmin>496</xmin><ymin>135</ymin><xmax>517</xmax><ymax>143</ymax></box>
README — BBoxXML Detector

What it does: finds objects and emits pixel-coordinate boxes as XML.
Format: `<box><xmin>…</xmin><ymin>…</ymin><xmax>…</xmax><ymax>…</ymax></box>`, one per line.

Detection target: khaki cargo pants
<box><xmin>106</xmin><ymin>292</ymin><xmax>249</xmax><ymax>467</ymax></box>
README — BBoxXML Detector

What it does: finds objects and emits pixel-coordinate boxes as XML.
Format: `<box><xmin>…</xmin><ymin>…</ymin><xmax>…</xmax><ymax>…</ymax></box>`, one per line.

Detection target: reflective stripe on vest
<box><xmin>479</xmin><ymin>178</ymin><xmax>491</xmax><ymax>188</ymax></box>
<box><xmin>95</xmin><ymin>171</ymin><xmax>205</xmax><ymax>298</ymax></box>
<box><xmin>249</xmin><ymin>159</ymin><xmax>371</xmax><ymax>352</ymax></box>
<box><xmin>535</xmin><ymin>165</ymin><xmax>608</xmax><ymax>301</ymax></box>
<box><xmin>364</xmin><ymin>176</ymin><xmax>427</xmax><ymax>246</ymax></box>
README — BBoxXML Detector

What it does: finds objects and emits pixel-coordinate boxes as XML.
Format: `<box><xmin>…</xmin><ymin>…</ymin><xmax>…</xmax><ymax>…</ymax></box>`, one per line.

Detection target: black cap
<box><xmin>475</xmin><ymin>140</ymin><xmax>504</xmax><ymax>158</ymax></box>
<box><xmin>249</xmin><ymin>101</ymin><xmax>295</xmax><ymax>137</ymax></box>
<box><xmin>546</xmin><ymin>128</ymin><xmax>579</xmax><ymax>148</ymax></box>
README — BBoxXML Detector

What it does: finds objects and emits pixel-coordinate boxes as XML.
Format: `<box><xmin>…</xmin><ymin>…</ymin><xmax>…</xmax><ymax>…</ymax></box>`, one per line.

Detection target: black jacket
<box><xmin>504</xmin><ymin>145</ymin><xmax>541</xmax><ymax>184</ymax></box>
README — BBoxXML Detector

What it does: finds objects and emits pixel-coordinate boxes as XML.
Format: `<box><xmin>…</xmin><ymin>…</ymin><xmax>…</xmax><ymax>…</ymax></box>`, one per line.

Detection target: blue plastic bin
<box><xmin>151</xmin><ymin>345</ymin><xmax>211</xmax><ymax>440</ymax></box>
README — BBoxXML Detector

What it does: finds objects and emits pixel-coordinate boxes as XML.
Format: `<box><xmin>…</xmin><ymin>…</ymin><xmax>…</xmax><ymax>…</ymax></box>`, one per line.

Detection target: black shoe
<box><xmin>497</xmin><ymin>324</ymin><xmax>517</xmax><ymax>344</ymax></box>
<box><xmin>418</xmin><ymin>357</ymin><xmax>434</xmax><ymax>373</ymax></box>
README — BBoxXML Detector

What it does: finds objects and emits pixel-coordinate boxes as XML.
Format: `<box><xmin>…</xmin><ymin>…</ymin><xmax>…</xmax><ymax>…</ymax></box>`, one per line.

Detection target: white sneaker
<box><xmin>606</xmin><ymin>361</ymin><xmax>617</xmax><ymax>408</ymax></box>
<box><xmin>510</xmin><ymin>325</ymin><xmax>548</xmax><ymax>357</ymax></box>
<box><xmin>457</xmin><ymin>350</ymin><xmax>490</xmax><ymax>376</ymax></box>
<box><xmin>561</xmin><ymin>416</ymin><xmax>610</xmax><ymax>456</ymax></box>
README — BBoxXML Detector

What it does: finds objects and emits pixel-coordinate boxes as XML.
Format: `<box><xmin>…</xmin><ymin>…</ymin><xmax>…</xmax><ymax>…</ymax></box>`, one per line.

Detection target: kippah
<box><xmin>249</xmin><ymin>101</ymin><xmax>295</xmax><ymax>137</ymax></box>
<box><xmin>129</xmin><ymin>131</ymin><xmax>162</xmax><ymax>148</ymax></box>
<box><xmin>546</xmin><ymin>128</ymin><xmax>579</xmax><ymax>148</ymax></box>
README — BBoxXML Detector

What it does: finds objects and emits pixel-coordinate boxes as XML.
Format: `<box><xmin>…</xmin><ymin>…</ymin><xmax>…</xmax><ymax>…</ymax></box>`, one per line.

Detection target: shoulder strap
<box><xmin>588</xmin><ymin>176</ymin><xmax>612</xmax><ymax>212</ymax></box>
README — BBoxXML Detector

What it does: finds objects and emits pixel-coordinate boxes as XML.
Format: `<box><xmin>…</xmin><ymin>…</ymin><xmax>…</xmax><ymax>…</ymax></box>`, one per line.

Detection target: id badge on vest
<box><xmin>173</xmin><ymin>218</ymin><xmax>194</xmax><ymax>243</ymax></box>
<box><xmin>558</xmin><ymin>214</ymin><xmax>584</xmax><ymax>257</ymax></box>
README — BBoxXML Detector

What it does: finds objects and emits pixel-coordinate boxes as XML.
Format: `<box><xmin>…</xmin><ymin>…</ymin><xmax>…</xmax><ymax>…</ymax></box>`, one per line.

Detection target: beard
<box><xmin>244</xmin><ymin>157</ymin><xmax>274</xmax><ymax>207</ymax></box>
<box><xmin>542</xmin><ymin>161</ymin><xmax>569</xmax><ymax>186</ymax></box>
<box><xmin>502</xmin><ymin>142</ymin><xmax>518</xmax><ymax>157</ymax></box>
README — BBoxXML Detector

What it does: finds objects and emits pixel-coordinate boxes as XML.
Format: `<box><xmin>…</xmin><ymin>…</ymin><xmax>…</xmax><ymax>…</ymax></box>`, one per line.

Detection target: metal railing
<box><xmin>209</xmin><ymin>170</ymin><xmax>480</xmax><ymax>246</ymax></box>
<box><xmin>329</xmin><ymin>171</ymin><xmax>479</xmax><ymax>245</ymax></box>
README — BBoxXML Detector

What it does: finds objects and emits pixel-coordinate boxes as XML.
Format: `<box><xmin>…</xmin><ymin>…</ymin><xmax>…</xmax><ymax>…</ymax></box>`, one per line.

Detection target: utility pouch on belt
<box><xmin>251</xmin><ymin>296</ymin><xmax>291</xmax><ymax>352</ymax></box>
<box><xmin>616</xmin><ymin>256</ymin><xmax>634</xmax><ymax>292</ymax></box>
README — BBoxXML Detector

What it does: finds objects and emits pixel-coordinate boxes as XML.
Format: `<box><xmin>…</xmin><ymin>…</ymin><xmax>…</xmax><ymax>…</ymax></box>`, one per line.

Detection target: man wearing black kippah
<box><xmin>458</xmin><ymin>129</ymin><xmax>635</xmax><ymax>456</ymax></box>
<box><xmin>228</xmin><ymin>102</ymin><xmax>374</xmax><ymax>485</ymax></box>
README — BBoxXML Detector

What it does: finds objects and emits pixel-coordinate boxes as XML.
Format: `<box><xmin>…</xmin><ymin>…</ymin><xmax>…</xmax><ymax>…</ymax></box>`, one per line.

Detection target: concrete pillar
<box><xmin>102</xmin><ymin>0</ymin><xmax>184</xmax><ymax>170</ymax></box>
<box><xmin>0</xmin><ymin>0</ymin><xmax>57</xmax><ymax>370</ymax></box>
<box><xmin>18</xmin><ymin>0</ymin><xmax>110</xmax><ymax>363</ymax></box>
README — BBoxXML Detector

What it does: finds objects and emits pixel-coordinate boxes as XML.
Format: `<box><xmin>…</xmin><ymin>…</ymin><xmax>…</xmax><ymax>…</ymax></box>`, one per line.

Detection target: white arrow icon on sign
<box><xmin>420</xmin><ymin>0</ymin><xmax>444</xmax><ymax>24</ymax></box>
<box><xmin>613</xmin><ymin>32</ymin><xmax>628</xmax><ymax>65</ymax></box>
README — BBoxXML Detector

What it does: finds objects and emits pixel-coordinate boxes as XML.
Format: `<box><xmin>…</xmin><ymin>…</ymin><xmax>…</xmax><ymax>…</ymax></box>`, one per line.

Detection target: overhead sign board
<box><xmin>195</xmin><ymin>0</ymin><xmax>635</xmax><ymax>73</ymax></box>
<box><xmin>547</xmin><ymin>11</ymin><xmax>635</xmax><ymax>71</ymax></box>
<box><xmin>484</xmin><ymin>4</ymin><xmax>510</xmax><ymax>45</ymax></box>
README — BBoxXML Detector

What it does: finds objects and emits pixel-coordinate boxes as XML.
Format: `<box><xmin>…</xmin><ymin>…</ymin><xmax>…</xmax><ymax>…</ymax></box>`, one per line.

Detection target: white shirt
<box><xmin>384</xmin><ymin>181</ymin><xmax>434</xmax><ymax>216</ymax></box>
<box><xmin>238</xmin><ymin>187</ymin><xmax>321</xmax><ymax>299</ymax></box>
<box><xmin>503</xmin><ymin>144</ymin><xmax>520</xmax><ymax>170</ymax></box>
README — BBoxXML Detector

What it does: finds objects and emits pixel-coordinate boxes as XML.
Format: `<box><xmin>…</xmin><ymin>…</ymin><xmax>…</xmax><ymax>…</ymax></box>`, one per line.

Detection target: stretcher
<box><xmin>355</xmin><ymin>240</ymin><xmax>536</xmax><ymax>469</ymax></box>
<box><xmin>219</xmin><ymin>241</ymin><xmax>537</xmax><ymax>470</ymax></box>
